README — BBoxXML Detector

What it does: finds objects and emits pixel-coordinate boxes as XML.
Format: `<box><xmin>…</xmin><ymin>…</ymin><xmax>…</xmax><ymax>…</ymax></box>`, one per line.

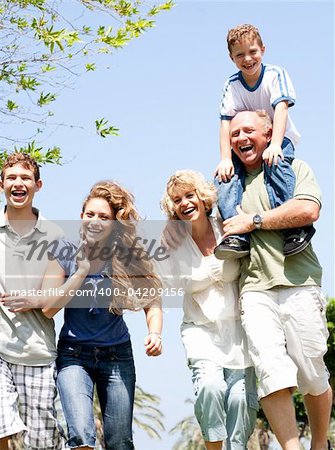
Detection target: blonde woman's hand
<box><xmin>161</xmin><ymin>220</ymin><xmax>188</xmax><ymax>250</ymax></box>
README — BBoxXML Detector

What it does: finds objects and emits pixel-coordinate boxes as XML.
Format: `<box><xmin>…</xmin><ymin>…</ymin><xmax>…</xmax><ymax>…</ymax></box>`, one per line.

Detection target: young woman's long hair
<box><xmin>83</xmin><ymin>181</ymin><xmax>162</xmax><ymax>314</ymax></box>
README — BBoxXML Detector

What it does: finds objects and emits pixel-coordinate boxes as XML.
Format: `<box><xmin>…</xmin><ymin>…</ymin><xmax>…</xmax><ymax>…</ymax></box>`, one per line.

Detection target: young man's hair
<box><xmin>1</xmin><ymin>152</ymin><xmax>41</xmax><ymax>182</ymax></box>
<box><xmin>227</xmin><ymin>24</ymin><xmax>264</xmax><ymax>54</ymax></box>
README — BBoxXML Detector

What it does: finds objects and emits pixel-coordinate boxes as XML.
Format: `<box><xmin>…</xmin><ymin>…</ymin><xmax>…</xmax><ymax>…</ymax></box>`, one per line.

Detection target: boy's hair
<box><xmin>227</xmin><ymin>24</ymin><xmax>264</xmax><ymax>54</ymax></box>
<box><xmin>1</xmin><ymin>153</ymin><xmax>41</xmax><ymax>182</ymax></box>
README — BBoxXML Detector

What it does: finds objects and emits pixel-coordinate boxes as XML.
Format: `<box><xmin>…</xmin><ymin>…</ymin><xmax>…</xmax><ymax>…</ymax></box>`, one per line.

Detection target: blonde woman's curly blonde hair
<box><xmin>83</xmin><ymin>180</ymin><xmax>162</xmax><ymax>314</ymax></box>
<box><xmin>161</xmin><ymin>170</ymin><xmax>216</xmax><ymax>220</ymax></box>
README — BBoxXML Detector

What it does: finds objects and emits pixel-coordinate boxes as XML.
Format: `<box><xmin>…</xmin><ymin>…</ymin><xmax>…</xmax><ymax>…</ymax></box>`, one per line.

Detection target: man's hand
<box><xmin>0</xmin><ymin>292</ymin><xmax>42</xmax><ymax>312</ymax></box>
<box><xmin>161</xmin><ymin>220</ymin><xmax>188</xmax><ymax>250</ymax></box>
<box><xmin>262</xmin><ymin>143</ymin><xmax>284</xmax><ymax>167</ymax></box>
<box><xmin>223</xmin><ymin>206</ymin><xmax>254</xmax><ymax>237</ymax></box>
<box><xmin>144</xmin><ymin>332</ymin><xmax>162</xmax><ymax>357</ymax></box>
<box><xmin>215</xmin><ymin>158</ymin><xmax>235</xmax><ymax>182</ymax></box>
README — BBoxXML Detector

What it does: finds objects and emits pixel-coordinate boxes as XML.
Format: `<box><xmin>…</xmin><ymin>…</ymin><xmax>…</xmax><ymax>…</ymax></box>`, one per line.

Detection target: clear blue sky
<box><xmin>25</xmin><ymin>1</ymin><xmax>334</xmax><ymax>448</ymax></box>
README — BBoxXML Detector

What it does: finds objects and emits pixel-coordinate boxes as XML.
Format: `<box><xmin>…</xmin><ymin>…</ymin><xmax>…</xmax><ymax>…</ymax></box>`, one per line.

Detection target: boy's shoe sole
<box><xmin>214</xmin><ymin>238</ymin><xmax>250</xmax><ymax>260</ymax></box>
<box><xmin>283</xmin><ymin>225</ymin><xmax>316</xmax><ymax>256</ymax></box>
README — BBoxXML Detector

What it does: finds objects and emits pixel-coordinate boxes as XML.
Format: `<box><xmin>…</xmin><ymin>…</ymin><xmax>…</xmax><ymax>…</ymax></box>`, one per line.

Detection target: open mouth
<box><xmin>182</xmin><ymin>207</ymin><xmax>196</xmax><ymax>216</ymax></box>
<box><xmin>11</xmin><ymin>190</ymin><xmax>27</xmax><ymax>200</ymax></box>
<box><xmin>86</xmin><ymin>227</ymin><xmax>103</xmax><ymax>234</ymax></box>
<box><xmin>243</xmin><ymin>62</ymin><xmax>256</xmax><ymax>70</ymax></box>
<box><xmin>239</xmin><ymin>144</ymin><xmax>254</xmax><ymax>153</ymax></box>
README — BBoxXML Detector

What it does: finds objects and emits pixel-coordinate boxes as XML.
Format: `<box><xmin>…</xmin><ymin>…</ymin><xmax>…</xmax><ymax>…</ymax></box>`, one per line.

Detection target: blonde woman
<box><xmin>41</xmin><ymin>181</ymin><xmax>162</xmax><ymax>450</ymax></box>
<box><xmin>161</xmin><ymin>170</ymin><xmax>257</xmax><ymax>450</ymax></box>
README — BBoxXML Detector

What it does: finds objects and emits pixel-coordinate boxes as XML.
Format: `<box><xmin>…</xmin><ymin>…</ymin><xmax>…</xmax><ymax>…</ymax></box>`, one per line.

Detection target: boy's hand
<box><xmin>215</xmin><ymin>158</ymin><xmax>235</xmax><ymax>182</ymax></box>
<box><xmin>262</xmin><ymin>143</ymin><xmax>284</xmax><ymax>167</ymax></box>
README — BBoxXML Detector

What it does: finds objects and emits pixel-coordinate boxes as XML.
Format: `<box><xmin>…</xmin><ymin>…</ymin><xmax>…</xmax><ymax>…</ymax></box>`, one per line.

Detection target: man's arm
<box><xmin>222</xmin><ymin>198</ymin><xmax>319</xmax><ymax>237</ymax></box>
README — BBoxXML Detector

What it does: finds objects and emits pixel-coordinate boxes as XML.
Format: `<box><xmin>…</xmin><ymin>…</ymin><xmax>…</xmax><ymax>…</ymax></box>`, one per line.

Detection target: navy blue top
<box><xmin>52</xmin><ymin>240</ymin><xmax>130</xmax><ymax>346</ymax></box>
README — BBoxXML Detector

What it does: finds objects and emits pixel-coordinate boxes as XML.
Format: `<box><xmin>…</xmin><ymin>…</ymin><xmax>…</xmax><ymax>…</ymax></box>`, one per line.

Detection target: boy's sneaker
<box><xmin>214</xmin><ymin>237</ymin><xmax>250</xmax><ymax>260</ymax></box>
<box><xmin>282</xmin><ymin>225</ymin><xmax>316</xmax><ymax>256</ymax></box>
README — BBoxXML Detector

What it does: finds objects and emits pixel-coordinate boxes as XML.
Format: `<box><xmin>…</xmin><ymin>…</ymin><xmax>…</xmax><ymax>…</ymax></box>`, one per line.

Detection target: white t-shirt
<box><xmin>220</xmin><ymin>63</ymin><xmax>301</xmax><ymax>145</ymax></box>
<box><xmin>158</xmin><ymin>217</ymin><xmax>252</xmax><ymax>369</ymax></box>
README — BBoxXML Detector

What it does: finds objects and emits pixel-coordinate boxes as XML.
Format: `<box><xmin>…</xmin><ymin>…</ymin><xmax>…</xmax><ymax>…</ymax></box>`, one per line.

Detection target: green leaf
<box><xmin>85</xmin><ymin>63</ymin><xmax>96</xmax><ymax>72</ymax></box>
<box><xmin>37</xmin><ymin>92</ymin><xmax>56</xmax><ymax>106</ymax></box>
<box><xmin>41</xmin><ymin>64</ymin><xmax>56</xmax><ymax>73</ymax></box>
<box><xmin>17</xmin><ymin>63</ymin><xmax>27</xmax><ymax>73</ymax></box>
<box><xmin>18</xmin><ymin>75</ymin><xmax>40</xmax><ymax>91</ymax></box>
<box><xmin>0</xmin><ymin>0</ymin><xmax>173</xmax><ymax>162</ymax></box>
<box><xmin>6</xmin><ymin>100</ymin><xmax>18</xmax><ymax>111</ymax></box>
<box><xmin>95</xmin><ymin>118</ymin><xmax>119</xmax><ymax>138</ymax></box>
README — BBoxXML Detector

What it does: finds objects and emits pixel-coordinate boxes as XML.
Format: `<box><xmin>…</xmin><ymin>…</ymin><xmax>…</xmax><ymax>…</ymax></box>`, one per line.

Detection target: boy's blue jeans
<box><xmin>215</xmin><ymin>137</ymin><xmax>295</xmax><ymax>242</ymax></box>
<box><xmin>56</xmin><ymin>340</ymin><xmax>136</xmax><ymax>450</ymax></box>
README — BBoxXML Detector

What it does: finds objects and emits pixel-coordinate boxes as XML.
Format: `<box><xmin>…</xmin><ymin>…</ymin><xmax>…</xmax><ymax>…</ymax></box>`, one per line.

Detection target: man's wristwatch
<box><xmin>252</xmin><ymin>214</ymin><xmax>263</xmax><ymax>230</ymax></box>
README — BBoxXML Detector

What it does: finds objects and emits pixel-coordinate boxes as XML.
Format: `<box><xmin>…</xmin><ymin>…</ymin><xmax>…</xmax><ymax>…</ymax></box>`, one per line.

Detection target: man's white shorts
<box><xmin>240</xmin><ymin>286</ymin><xmax>330</xmax><ymax>399</ymax></box>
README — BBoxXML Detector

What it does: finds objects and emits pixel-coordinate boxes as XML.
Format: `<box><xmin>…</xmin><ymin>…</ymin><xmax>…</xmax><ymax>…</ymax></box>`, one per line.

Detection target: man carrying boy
<box><xmin>222</xmin><ymin>110</ymin><xmax>332</xmax><ymax>450</ymax></box>
<box><xmin>0</xmin><ymin>153</ymin><xmax>64</xmax><ymax>449</ymax></box>
<box><xmin>215</xmin><ymin>23</ymin><xmax>314</xmax><ymax>259</ymax></box>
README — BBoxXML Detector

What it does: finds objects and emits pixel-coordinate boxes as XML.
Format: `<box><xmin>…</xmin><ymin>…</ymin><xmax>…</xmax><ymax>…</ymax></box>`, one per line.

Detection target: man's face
<box><xmin>230</xmin><ymin>111</ymin><xmax>272</xmax><ymax>171</ymax></box>
<box><xmin>0</xmin><ymin>165</ymin><xmax>42</xmax><ymax>210</ymax></box>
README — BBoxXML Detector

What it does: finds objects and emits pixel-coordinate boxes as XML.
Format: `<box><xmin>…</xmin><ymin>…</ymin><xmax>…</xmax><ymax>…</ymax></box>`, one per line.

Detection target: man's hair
<box><xmin>1</xmin><ymin>153</ymin><xmax>40</xmax><ymax>181</ymax></box>
<box><xmin>227</xmin><ymin>24</ymin><xmax>264</xmax><ymax>54</ymax></box>
<box><xmin>255</xmin><ymin>109</ymin><xmax>272</xmax><ymax>133</ymax></box>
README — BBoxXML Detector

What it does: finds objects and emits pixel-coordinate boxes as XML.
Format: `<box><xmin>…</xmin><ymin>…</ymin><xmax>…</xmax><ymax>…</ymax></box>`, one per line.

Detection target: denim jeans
<box><xmin>188</xmin><ymin>360</ymin><xmax>258</xmax><ymax>448</ymax></box>
<box><xmin>56</xmin><ymin>340</ymin><xmax>136</xmax><ymax>450</ymax></box>
<box><xmin>215</xmin><ymin>137</ymin><xmax>295</xmax><ymax>242</ymax></box>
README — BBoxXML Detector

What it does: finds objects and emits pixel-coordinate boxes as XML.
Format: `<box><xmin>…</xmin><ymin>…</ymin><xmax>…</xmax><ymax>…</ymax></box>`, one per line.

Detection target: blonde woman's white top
<box><xmin>159</xmin><ymin>216</ymin><xmax>252</xmax><ymax>369</ymax></box>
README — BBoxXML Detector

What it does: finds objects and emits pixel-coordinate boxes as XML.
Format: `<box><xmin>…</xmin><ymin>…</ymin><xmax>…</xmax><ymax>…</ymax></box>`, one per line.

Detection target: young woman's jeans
<box><xmin>214</xmin><ymin>137</ymin><xmax>295</xmax><ymax>242</ymax></box>
<box><xmin>56</xmin><ymin>340</ymin><xmax>136</xmax><ymax>450</ymax></box>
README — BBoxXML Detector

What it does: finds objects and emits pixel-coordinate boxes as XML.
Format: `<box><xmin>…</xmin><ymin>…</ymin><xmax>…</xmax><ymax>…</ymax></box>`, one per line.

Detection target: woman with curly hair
<box><xmin>41</xmin><ymin>180</ymin><xmax>163</xmax><ymax>450</ymax></box>
<box><xmin>160</xmin><ymin>170</ymin><xmax>257</xmax><ymax>450</ymax></box>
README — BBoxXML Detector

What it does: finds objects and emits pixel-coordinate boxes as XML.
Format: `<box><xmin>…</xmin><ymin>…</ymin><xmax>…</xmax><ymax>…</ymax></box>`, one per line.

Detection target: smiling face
<box><xmin>81</xmin><ymin>197</ymin><xmax>115</xmax><ymax>247</ymax></box>
<box><xmin>230</xmin><ymin>111</ymin><xmax>272</xmax><ymax>171</ymax></box>
<box><xmin>0</xmin><ymin>164</ymin><xmax>42</xmax><ymax>211</ymax></box>
<box><xmin>230</xmin><ymin>38</ymin><xmax>265</xmax><ymax>84</ymax></box>
<box><xmin>171</xmin><ymin>188</ymin><xmax>206</xmax><ymax>222</ymax></box>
